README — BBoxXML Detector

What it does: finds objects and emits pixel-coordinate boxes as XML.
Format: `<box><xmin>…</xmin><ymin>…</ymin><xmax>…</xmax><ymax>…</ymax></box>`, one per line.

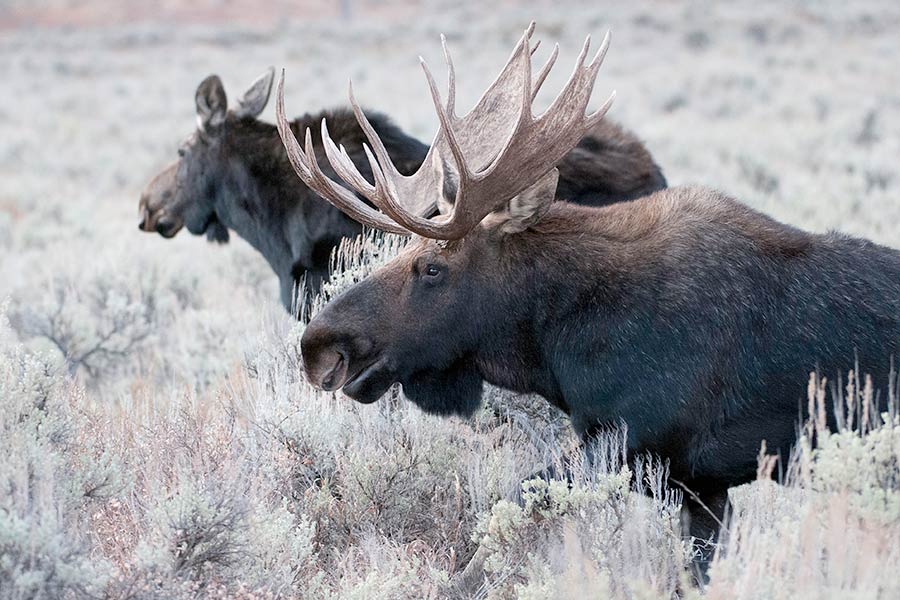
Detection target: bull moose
<box><xmin>278</xmin><ymin>23</ymin><xmax>900</xmax><ymax>569</ymax></box>
<box><xmin>138</xmin><ymin>66</ymin><xmax>666</xmax><ymax>315</ymax></box>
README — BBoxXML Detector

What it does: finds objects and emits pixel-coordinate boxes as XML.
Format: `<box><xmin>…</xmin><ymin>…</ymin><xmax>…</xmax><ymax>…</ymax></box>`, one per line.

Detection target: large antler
<box><xmin>276</xmin><ymin>22</ymin><xmax>615</xmax><ymax>240</ymax></box>
<box><xmin>274</xmin><ymin>77</ymin><xmax>410</xmax><ymax>234</ymax></box>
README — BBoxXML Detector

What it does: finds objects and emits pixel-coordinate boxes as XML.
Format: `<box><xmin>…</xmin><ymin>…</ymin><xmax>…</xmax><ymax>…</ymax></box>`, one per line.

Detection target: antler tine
<box><xmin>347</xmin><ymin>82</ymin><xmax>404</xmax><ymax>181</ymax></box>
<box><xmin>338</xmin><ymin>143</ymin><xmax>377</xmax><ymax>193</ymax></box>
<box><xmin>532</xmin><ymin>42</ymin><xmax>559</xmax><ymax>101</ymax></box>
<box><xmin>420</xmin><ymin>57</ymin><xmax>471</xmax><ymax>182</ymax></box>
<box><xmin>303</xmin><ymin>127</ymin><xmax>410</xmax><ymax>234</ymax></box>
<box><xmin>275</xmin><ymin>71</ymin><xmax>409</xmax><ymax>234</ymax></box>
<box><xmin>586</xmin><ymin>30</ymin><xmax>614</xmax><ymax>123</ymax></box>
<box><xmin>275</xmin><ymin>71</ymin><xmax>312</xmax><ymax>181</ymax></box>
<box><xmin>519</xmin><ymin>25</ymin><xmax>534</xmax><ymax>118</ymax></box>
<box><xmin>524</xmin><ymin>20</ymin><xmax>537</xmax><ymax>41</ymax></box>
<box><xmin>590</xmin><ymin>29</ymin><xmax>611</xmax><ymax>70</ymax></box>
<box><xmin>576</xmin><ymin>33</ymin><xmax>592</xmax><ymax>70</ymax></box>
<box><xmin>321</xmin><ymin>119</ymin><xmax>376</xmax><ymax>197</ymax></box>
<box><xmin>440</xmin><ymin>34</ymin><xmax>456</xmax><ymax>117</ymax></box>
<box><xmin>587</xmin><ymin>89</ymin><xmax>616</xmax><ymax>126</ymax></box>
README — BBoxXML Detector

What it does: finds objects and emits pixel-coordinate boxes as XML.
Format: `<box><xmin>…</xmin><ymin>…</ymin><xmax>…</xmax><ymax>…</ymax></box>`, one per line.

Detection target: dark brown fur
<box><xmin>555</xmin><ymin>119</ymin><xmax>667</xmax><ymax>203</ymax></box>
<box><xmin>301</xmin><ymin>185</ymin><xmax>900</xmax><ymax>566</ymax></box>
<box><xmin>139</xmin><ymin>73</ymin><xmax>666</xmax><ymax>314</ymax></box>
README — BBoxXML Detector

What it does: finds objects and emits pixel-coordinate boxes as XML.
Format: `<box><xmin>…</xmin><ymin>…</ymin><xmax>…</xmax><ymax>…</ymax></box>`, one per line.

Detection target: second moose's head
<box><xmin>137</xmin><ymin>69</ymin><xmax>430</xmax><ymax>312</ymax></box>
<box><xmin>138</xmin><ymin>71</ymin><xmax>277</xmax><ymax>242</ymax></box>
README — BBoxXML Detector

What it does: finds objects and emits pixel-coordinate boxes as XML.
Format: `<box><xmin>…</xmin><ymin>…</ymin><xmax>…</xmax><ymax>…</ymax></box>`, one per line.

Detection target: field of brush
<box><xmin>1</xmin><ymin>1</ymin><xmax>899</xmax><ymax>598</ymax></box>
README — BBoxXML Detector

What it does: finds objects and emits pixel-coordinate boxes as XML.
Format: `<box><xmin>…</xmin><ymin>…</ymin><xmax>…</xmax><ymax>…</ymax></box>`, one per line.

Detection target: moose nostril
<box><xmin>320</xmin><ymin>350</ymin><xmax>347</xmax><ymax>391</ymax></box>
<box><xmin>155</xmin><ymin>220</ymin><xmax>173</xmax><ymax>236</ymax></box>
<box><xmin>138</xmin><ymin>219</ymin><xmax>146</xmax><ymax>230</ymax></box>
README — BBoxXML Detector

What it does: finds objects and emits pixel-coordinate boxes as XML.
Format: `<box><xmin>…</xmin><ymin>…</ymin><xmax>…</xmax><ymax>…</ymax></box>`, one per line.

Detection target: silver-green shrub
<box><xmin>0</xmin><ymin>310</ymin><xmax>115</xmax><ymax>599</ymax></box>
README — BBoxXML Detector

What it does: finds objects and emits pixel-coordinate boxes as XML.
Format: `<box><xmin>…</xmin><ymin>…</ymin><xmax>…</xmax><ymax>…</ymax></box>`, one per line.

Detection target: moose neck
<box><xmin>214</xmin><ymin>120</ymin><xmax>297</xmax><ymax>278</ymax></box>
<box><xmin>469</xmin><ymin>202</ymin><xmax>644</xmax><ymax>422</ymax></box>
<box><xmin>213</xmin><ymin>112</ymin><xmax>426</xmax><ymax>311</ymax></box>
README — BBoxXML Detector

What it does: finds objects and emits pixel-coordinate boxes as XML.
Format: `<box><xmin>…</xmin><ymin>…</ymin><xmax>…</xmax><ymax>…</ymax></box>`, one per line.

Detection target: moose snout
<box><xmin>139</xmin><ymin>161</ymin><xmax>179</xmax><ymax>236</ymax></box>
<box><xmin>310</xmin><ymin>347</ymin><xmax>348</xmax><ymax>391</ymax></box>
<box><xmin>301</xmin><ymin>331</ymin><xmax>350</xmax><ymax>391</ymax></box>
<box><xmin>301</xmin><ymin>319</ymin><xmax>375</xmax><ymax>391</ymax></box>
<box><xmin>301</xmin><ymin>323</ymin><xmax>351</xmax><ymax>390</ymax></box>
<box><xmin>138</xmin><ymin>203</ymin><xmax>154</xmax><ymax>232</ymax></box>
<box><xmin>137</xmin><ymin>201</ymin><xmax>181</xmax><ymax>236</ymax></box>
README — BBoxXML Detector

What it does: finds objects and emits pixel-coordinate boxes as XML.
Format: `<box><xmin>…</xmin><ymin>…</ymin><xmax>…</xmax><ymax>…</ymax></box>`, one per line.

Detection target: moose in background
<box><xmin>139</xmin><ymin>65</ymin><xmax>666</xmax><ymax>315</ymax></box>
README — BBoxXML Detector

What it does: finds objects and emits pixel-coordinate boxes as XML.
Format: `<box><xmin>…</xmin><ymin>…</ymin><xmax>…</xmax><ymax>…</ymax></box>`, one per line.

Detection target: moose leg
<box><xmin>680</xmin><ymin>484</ymin><xmax>731</xmax><ymax>583</ymax></box>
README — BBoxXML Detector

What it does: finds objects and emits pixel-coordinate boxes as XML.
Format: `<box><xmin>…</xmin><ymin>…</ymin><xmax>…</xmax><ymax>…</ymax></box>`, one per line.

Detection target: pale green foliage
<box><xmin>470</xmin><ymin>446</ymin><xmax>689</xmax><ymax>598</ymax></box>
<box><xmin>0</xmin><ymin>315</ymin><xmax>114</xmax><ymax>599</ymax></box>
<box><xmin>16</xmin><ymin>271</ymin><xmax>157</xmax><ymax>379</ymax></box>
<box><xmin>799</xmin><ymin>374</ymin><xmax>900</xmax><ymax>525</ymax></box>
<box><xmin>319</xmin><ymin>537</ymin><xmax>449</xmax><ymax>600</ymax></box>
<box><xmin>9</xmin><ymin>246</ymin><xmax>268</xmax><ymax>397</ymax></box>
<box><xmin>303</xmin><ymin>229</ymin><xmax>408</xmax><ymax>319</ymax></box>
<box><xmin>245</xmin><ymin>499</ymin><xmax>318</xmax><ymax>590</ymax></box>
<box><xmin>132</xmin><ymin>475</ymin><xmax>318</xmax><ymax>594</ymax></box>
<box><xmin>0</xmin><ymin>511</ymin><xmax>112</xmax><ymax>600</ymax></box>
<box><xmin>136</xmin><ymin>475</ymin><xmax>251</xmax><ymax>576</ymax></box>
<box><xmin>705</xmin><ymin>376</ymin><xmax>900</xmax><ymax>600</ymax></box>
<box><xmin>810</xmin><ymin>417</ymin><xmax>900</xmax><ymax>524</ymax></box>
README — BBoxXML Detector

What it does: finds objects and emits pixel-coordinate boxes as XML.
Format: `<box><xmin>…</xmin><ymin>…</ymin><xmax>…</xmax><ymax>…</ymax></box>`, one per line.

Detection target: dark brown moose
<box><xmin>139</xmin><ymin>65</ymin><xmax>666</xmax><ymax>315</ymax></box>
<box><xmin>279</xmin><ymin>23</ymin><xmax>900</xmax><ymax>570</ymax></box>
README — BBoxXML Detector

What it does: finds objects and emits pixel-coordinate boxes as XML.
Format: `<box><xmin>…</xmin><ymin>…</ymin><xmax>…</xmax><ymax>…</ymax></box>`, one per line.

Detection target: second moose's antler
<box><xmin>276</xmin><ymin>22</ymin><xmax>615</xmax><ymax>240</ymax></box>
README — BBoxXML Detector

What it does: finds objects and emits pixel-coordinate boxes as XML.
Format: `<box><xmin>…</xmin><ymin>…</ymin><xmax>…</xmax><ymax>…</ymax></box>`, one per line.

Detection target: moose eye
<box><xmin>177</xmin><ymin>147</ymin><xmax>186</xmax><ymax>157</ymax></box>
<box><xmin>414</xmin><ymin>258</ymin><xmax>446</xmax><ymax>285</ymax></box>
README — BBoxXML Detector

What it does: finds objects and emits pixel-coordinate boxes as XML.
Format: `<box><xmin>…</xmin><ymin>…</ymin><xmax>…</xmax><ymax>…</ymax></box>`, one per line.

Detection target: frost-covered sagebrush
<box><xmin>2</xmin><ymin>1</ymin><xmax>900</xmax><ymax>598</ymax></box>
<box><xmin>0</xmin><ymin>312</ymin><xmax>115</xmax><ymax>599</ymax></box>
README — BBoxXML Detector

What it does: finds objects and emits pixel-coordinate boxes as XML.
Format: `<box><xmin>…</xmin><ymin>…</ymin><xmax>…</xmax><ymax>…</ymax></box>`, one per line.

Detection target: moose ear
<box><xmin>497</xmin><ymin>168</ymin><xmax>558</xmax><ymax>233</ymax></box>
<box><xmin>434</xmin><ymin>153</ymin><xmax>458</xmax><ymax>216</ymax></box>
<box><xmin>195</xmin><ymin>75</ymin><xmax>227</xmax><ymax>131</ymax></box>
<box><xmin>234</xmin><ymin>67</ymin><xmax>275</xmax><ymax>119</ymax></box>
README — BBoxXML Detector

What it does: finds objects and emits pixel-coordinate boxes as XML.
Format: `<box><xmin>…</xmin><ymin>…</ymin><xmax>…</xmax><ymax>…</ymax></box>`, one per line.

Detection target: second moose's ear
<box><xmin>497</xmin><ymin>168</ymin><xmax>559</xmax><ymax>233</ymax></box>
<box><xmin>435</xmin><ymin>153</ymin><xmax>458</xmax><ymax>217</ymax></box>
<box><xmin>196</xmin><ymin>75</ymin><xmax>227</xmax><ymax>131</ymax></box>
<box><xmin>235</xmin><ymin>67</ymin><xmax>275</xmax><ymax>119</ymax></box>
